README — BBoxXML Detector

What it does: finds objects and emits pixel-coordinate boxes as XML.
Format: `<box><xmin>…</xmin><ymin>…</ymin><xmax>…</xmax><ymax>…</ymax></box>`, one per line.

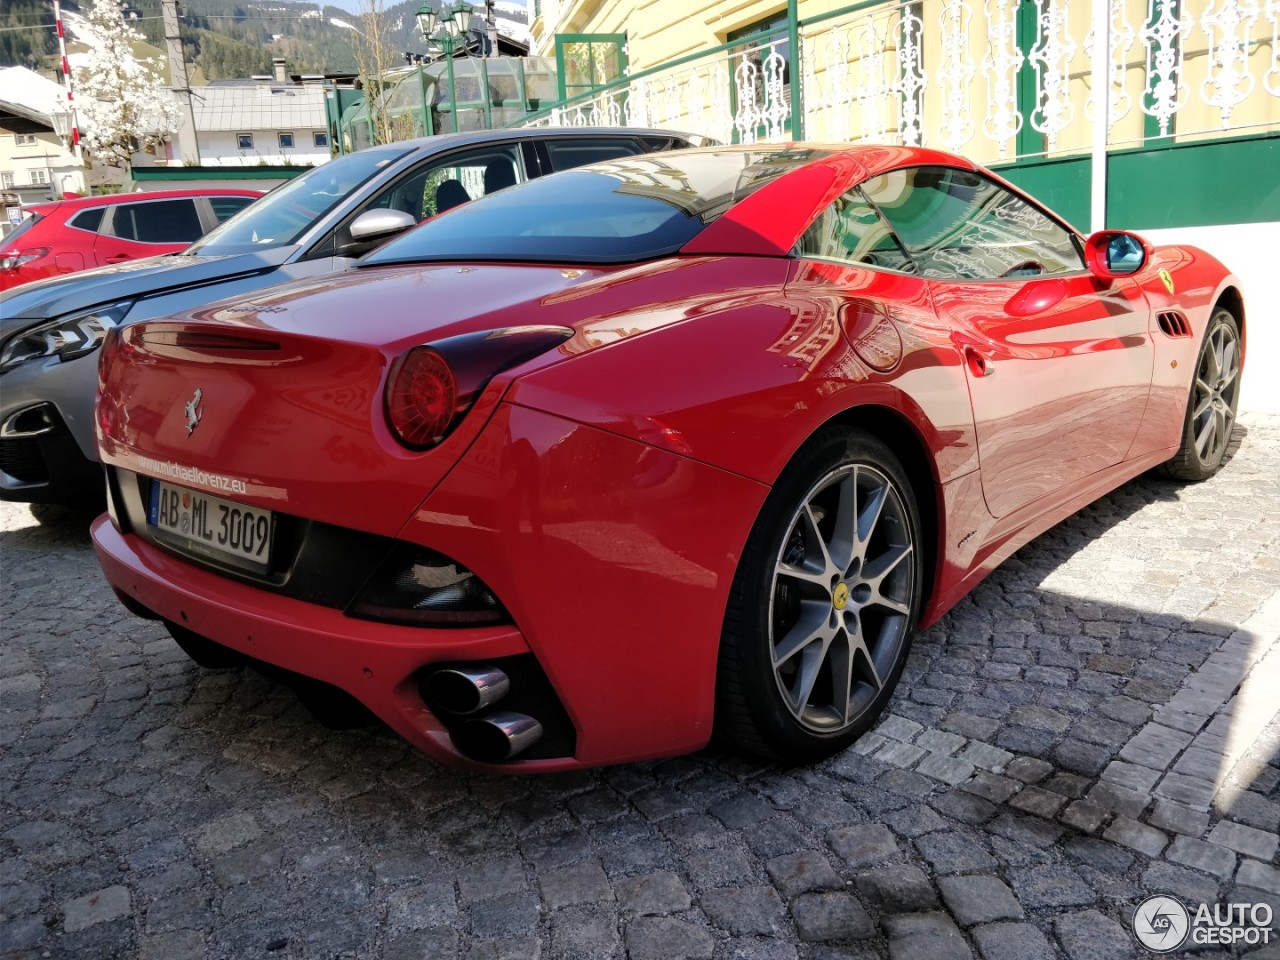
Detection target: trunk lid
<box><xmin>98</xmin><ymin>257</ymin><xmax>788</xmax><ymax>536</ymax></box>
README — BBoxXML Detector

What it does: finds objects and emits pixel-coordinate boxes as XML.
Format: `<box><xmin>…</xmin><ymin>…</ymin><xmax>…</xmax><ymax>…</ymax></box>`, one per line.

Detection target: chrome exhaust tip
<box><xmin>424</xmin><ymin>666</ymin><xmax>511</xmax><ymax>715</ymax></box>
<box><xmin>454</xmin><ymin>711</ymin><xmax>543</xmax><ymax>763</ymax></box>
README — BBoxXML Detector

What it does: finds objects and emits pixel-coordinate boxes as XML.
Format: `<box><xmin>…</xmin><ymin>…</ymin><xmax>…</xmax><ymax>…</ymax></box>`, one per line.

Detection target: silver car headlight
<box><xmin>0</xmin><ymin>300</ymin><xmax>134</xmax><ymax>374</ymax></box>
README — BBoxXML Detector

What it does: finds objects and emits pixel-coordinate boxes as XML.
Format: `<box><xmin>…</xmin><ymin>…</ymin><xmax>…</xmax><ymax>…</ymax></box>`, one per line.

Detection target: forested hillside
<box><xmin>3</xmin><ymin>0</ymin><xmax>526</xmax><ymax>81</ymax></box>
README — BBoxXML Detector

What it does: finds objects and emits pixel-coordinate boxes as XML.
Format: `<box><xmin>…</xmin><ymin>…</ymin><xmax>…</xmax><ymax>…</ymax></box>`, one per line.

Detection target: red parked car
<box><xmin>93</xmin><ymin>145</ymin><xmax>1243</xmax><ymax>772</ymax></box>
<box><xmin>0</xmin><ymin>189</ymin><xmax>260</xmax><ymax>290</ymax></box>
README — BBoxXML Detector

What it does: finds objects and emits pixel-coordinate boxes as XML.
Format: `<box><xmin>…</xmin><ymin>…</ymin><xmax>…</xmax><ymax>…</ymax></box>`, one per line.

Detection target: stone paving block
<box><xmin>1009</xmin><ymin>786</ymin><xmax>1066</xmax><ymax>819</ymax></box>
<box><xmin>1102</xmin><ymin>817</ymin><xmax>1168</xmax><ymax>857</ymax></box>
<box><xmin>962</xmin><ymin>771</ymin><xmax>1020</xmax><ymax>804</ymax></box>
<box><xmin>63</xmin><ymin>885</ymin><xmax>131</xmax><ymax>933</ymax></box>
<box><xmin>137</xmin><ymin>930</ymin><xmax>206</xmax><ymax>960</ymax></box>
<box><xmin>791</xmin><ymin>892</ymin><xmax>875</xmax><ymax>942</ymax></box>
<box><xmin>765</xmin><ymin>851</ymin><xmax>842</xmax><ymax>897</ymax></box>
<box><xmin>848</xmin><ymin>732</ymin><xmax>890</xmax><ymax>757</ymax></box>
<box><xmin>936</xmin><ymin>875</ymin><xmax>1024</xmax><ymax>926</ymax></box>
<box><xmin>1060</xmin><ymin>801</ymin><xmax>1108</xmax><ymax>834</ymax></box>
<box><xmin>916</xmin><ymin>753</ymin><xmax>976</xmax><ymax>786</ymax></box>
<box><xmin>1083</xmin><ymin>781</ymin><xmax>1150</xmax><ymax>819</ymax></box>
<box><xmin>1007</xmin><ymin>865</ymin><xmax>1096</xmax><ymax>909</ymax></box>
<box><xmin>1099</xmin><ymin>760</ymin><xmax>1161</xmax><ymax>794</ymax></box>
<box><xmin>958</xmin><ymin>742</ymin><xmax>1014</xmax><ymax>774</ymax></box>
<box><xmin>1004</xmin><ymin>758</ymin><xmax>1053</xmax><ymax>783</ymax></box>
<box><xmin>1166</xmin><ymin>836</ymin><xmax>1238</xmax><ymax>880</ymax></box>
<box><xmin>624</xmin><ymin>917</ymin><xmax>714</xmax><ymax>960</ymax></box>
<box><xmin>942</xmin><ymin>713</ymin><xmax>1001</xmax><ymax>742</ymax></box>
<box><xmin>1119</xmin><ymin>723</ymin><xmax>1194</xmax><ymax>771</ymax></box>
<box><xmin>877</xmin><ymin>741</ymin><xmax>928</xmax><ymax>769</ymax></box>
<box><xmin>700</xmin><ymin>886</ymin><xmax>785</xmax><ymax>937</ymax></box>
<box><xmin>1052</xmin><ymin>739</ymin><xmax>1113</xmax><ymax>777</ymax></box>
<box><xmin>1153</xmin><ymin>772</ymin><xmax>1216</xmax><ymax>811</ymax></box>
<box><xmin>854</xmin><ymin>864</ymin><xmax>939</xmax><ymax>914</ymax></box>
<box><xmin>1172</xmin><ymin>747</ymin><xmax>1224</xmax><ymax>782</ymax></box>
<box><xmin>1208</xmin><ymin>820</ymin><xmax>1280</xmax><ymax>860</ymax></box>
<box><xmin>877</xmin><ymin>715</ymin><xmax>924</xmax><ymax>742</ymax></box>
<box><xmin>884</xmin><ymin>911</ymin><xmax>973</xmax><ymax>960</ymax></box>
<box><xmin>915</xmin><ymin>831</ymin><xmax>997</xmax><ymax>875</ymax></box>
<box><xmin>1218</xmin><ymin>791</ymin><xmax>1280</xmax><ymax>833</ymax></box>
<box><xmin>828</xmin><ymin>824</ymin><xmax>899</xmax><ymax>869</ymax></box>
<box><xmin>915</xmin><ymin>730</ymin><xmax>967</xmax><ymax>756</ymax></box>
<box><xmin>615</xmin><ymin>872</ymin><xmax>690</xmax><ymax>916</ymax></box>
<box><xmin>1140</xmin><ymin>861</ymin><xmax>1222</xmax><ymax>907</ymax></box>
<box><xmin>1147</xmin><ymin>800</ymin><xmax>1210</xmax><ymax>838</ymax></box>
<box><xmin>1054</xmin><ymin>909</ymin><xmax>1135</xmax><ymax>960</ymax></box>
<box><xmin>1238</xmin><ymin>860</ymin><xmax>1280</xmax><ymax>895</ymax></box>
<box><xmin>971</xmin><ymin>921</ymin><xmax>1053</xmax><ymax>960</ymax></box>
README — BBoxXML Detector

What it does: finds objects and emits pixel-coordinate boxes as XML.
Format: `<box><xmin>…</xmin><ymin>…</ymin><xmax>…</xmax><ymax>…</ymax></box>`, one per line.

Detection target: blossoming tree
<box><xmin>76</xmin><ymin>0</ymin><xmax>181</xmax><ymax>168</ymax></box>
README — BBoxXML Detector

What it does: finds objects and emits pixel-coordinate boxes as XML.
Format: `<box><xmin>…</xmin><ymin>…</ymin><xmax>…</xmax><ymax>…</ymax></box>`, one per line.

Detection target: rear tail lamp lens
<box><xmin>0</xmin><ymin>247</ymin><xmax>49</xmax><ymax>271</ymax></box>
<box><xmin>385</xmin><ymin>347</ymin><xmax>457</xmax><ymax>449</ymax></box>
<box><xmin>348</xmin><ymin>545</ymin><xmax>509</xmax><ymax>626</ymax></box>
<box><xmin>384</xmin><ymin>326</ymin><xmax>573</xmax><ymax>452</ymax></box>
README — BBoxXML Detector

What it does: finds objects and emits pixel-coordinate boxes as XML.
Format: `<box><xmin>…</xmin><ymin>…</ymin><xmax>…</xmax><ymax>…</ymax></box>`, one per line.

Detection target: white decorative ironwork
<box><xmin>1140</xmin><ymin>0</ymin><xmax>1191</xmax><ymax>135</ymax></box>
<box><xmin>856</xmin><ymin>15</ymin><xmax>893</xmax><ymax>143</ymax></box>
<box><xmin>937</xmin><ymin>0</ymin><xmax>976</xmax><ymax>151</ymax></box>
<box><xmin>1201</xmin><ymin>0</ymin><xmax>1261</xmax><ymax>126</ymax></box>
<box><xmin>898</xmin><ymin>3</ymin><xmax>927</xmax><ymax>145</ymax></box>
<box><xmin>980</xmin><ymin>0</ymin><xmax>1025</xmax><ymax>158</ymax></box>
<box><xmin>1085</xmin><ymin>0</ymin><xmax>1137</xmax><ymax>132</ymax></box>
<box><xmin>1028</xmin><ymin>0</ymin><xmax>1077</xmax><ymax>151</ymax></box>
<box><xmin>1266</xmin><ymin>0</ymin><xmax>1280</xmax><ymax>96</ymax></box>
<box><xmin>804</xmin><ymin>29</ymin><xmax>855</xmax><ymax>143</ymax></box>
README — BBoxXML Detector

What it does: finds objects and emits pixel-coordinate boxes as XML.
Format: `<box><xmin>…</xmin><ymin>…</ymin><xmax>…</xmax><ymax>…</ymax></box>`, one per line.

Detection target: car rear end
<box><xmin>0</xmin><ymin>204</ymin><xmax>58</xmax><ymax>291</ymax></box>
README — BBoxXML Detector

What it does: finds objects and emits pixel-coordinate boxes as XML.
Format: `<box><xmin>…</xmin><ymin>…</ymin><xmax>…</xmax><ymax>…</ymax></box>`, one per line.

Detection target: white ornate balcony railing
<box><xmin>519</xmin><ymin>0</ymin><xmax>1279</xmax><ymax>167</ymax></box>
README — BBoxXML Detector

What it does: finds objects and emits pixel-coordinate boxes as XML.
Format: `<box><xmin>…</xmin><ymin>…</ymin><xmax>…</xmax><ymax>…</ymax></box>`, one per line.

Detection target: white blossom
<box><xmin>75</xmin><ymin>0</ymin><xmax>182</xmax><ymax>168</ymax></box>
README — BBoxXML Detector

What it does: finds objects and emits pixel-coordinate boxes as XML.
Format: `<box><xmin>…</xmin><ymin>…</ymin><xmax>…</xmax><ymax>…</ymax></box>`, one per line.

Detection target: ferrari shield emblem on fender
<box><xmin>184</xmin><ymin>388</ymin><xmax>204</xmax><ymax>437</ymax></box>
<box><xmin>1159</xmin><ymin>269</ymin><xmax>1175</xmax><ymax>295</ymax></box>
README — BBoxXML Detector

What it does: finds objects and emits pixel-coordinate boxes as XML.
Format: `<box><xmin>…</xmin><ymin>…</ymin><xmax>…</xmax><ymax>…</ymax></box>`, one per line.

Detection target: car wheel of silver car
<box><xmin>1160</xmin><ymin>307</ymin><xmax>1242</xmax><ymax>482</ymax></box>
<box><xmin>717</xmin><ymin>427</ymin><xmax>923</xmax><ymax>762</ymax></box>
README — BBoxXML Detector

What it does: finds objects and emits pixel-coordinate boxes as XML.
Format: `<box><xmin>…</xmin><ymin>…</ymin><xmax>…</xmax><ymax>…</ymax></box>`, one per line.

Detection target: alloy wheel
<box><xmin>1191</xmin><ymin>318</ymin><xmax>1241</xmax><ymax>467</ymax></box>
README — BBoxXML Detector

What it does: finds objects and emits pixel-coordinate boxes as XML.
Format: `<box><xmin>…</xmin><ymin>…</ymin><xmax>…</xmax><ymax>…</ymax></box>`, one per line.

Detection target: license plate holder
<box><xmin>147</xmin><ymin>480</ymin><xmax>274</xmax><ymax>571</ymax></box>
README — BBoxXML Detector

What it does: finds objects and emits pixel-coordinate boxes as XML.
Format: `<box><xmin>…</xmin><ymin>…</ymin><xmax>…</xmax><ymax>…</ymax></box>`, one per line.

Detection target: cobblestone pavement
<box><xmin>2</xmin><ymin>416</ymin><xmax>1278</xmax><ymax>960</ymax></box>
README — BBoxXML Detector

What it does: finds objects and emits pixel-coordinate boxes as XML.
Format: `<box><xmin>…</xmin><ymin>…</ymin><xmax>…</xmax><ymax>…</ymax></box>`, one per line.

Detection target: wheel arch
<box><xmin>812</xmin><ymin>402</ymin><xmax>943</xmax><ymax>624</ymax></box>
<box><xmin>1215</xmin><ymin>284</ymin><xmax>1246</xmax><ymax>351</ymax></box>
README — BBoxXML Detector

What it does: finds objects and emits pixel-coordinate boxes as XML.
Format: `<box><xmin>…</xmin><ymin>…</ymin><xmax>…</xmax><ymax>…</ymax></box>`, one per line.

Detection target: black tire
<box><xmin>1159</xmin><ymin>308</ymin><xmax>1242</xmax><ymax>482</ymax></box>
<box><xmin>166</xmin><ymin>621</ymin><xmax>245</xmax><ymax>670</ymax></box>
<box><xmin>716</xmin><ymin>427</ymin><xmax>924</xmax><ymax>762</ymax></box>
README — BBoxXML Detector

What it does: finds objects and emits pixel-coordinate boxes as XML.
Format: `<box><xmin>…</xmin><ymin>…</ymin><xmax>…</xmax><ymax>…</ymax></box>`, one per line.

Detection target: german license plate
<box><xmin>147</xmin><ymin>481</ymin><xmax>273</xmax><ymax>566</ymax></box>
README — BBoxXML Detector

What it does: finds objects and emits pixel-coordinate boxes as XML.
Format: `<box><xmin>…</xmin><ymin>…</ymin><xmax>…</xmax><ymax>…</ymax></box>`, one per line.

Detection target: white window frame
<box><xmin>237</xmin><ymin>133</ymin><xmax>254</xmax><ymax>150</ymax></box>
<box><xmin>278</xmin><ymin>131</ymin><xmax>294</xmax><ymax>149</ymax></box>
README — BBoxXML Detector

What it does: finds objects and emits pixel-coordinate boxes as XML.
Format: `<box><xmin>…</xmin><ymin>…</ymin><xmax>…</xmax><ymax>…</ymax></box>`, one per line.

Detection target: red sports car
<box><xmin>92</xmin><ymin>145</ymin><xmax>1244</xmax><ymax>772</ymax></box>
<box><xmin>0</xmin><ymin>188</ymin><xmax>260</xmax><ymax>290</ymax></box>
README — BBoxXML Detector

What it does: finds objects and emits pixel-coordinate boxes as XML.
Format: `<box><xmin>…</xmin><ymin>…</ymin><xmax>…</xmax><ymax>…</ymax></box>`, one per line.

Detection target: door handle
<box><xmin>964</xmin><ymin>347</ymin><xmax>995</xmax><ymax>378</ymax></box>
<box><xmin>104</xmin><ymin>254</ymin><xmax>130</xmax><ymax>263</ymax></box>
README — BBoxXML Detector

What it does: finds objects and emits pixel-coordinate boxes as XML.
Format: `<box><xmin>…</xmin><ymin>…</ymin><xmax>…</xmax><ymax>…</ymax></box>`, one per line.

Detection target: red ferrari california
<box><xmin>92</xmin><ymin>145</ymin><xmax>1244</xmax><ymax>772</ymax></box>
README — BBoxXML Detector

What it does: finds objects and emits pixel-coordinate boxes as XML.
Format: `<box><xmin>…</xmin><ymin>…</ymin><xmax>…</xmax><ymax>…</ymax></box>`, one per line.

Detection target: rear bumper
<box><xmin>92</xmin><ymin>514</ymin><xmax>580</xmax><ymax>772</ymax></box>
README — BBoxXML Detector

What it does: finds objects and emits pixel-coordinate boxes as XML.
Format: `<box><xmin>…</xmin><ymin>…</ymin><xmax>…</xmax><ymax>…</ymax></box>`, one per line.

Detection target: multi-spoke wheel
<box><xmin>1160</xmin><ymin>308</ymin><xmax>1242</xmax><ymax>482</ymax></box>
<box><xmin>716</xmin><ymin>428</ymin><xmax>923</xmax><ymax>761</ymax></box>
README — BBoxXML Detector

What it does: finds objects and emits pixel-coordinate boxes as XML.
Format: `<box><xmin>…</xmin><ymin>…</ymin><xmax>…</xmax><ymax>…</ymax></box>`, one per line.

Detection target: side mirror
<box><xmin>1083</xmin><ymin>230</ymin><xmax>1152</xmax><ymax>280</ymax></box>
<box><xmin>336</xmin><ymin>208</ymin><xmax>417</xmax><ymax>257</ymax></box>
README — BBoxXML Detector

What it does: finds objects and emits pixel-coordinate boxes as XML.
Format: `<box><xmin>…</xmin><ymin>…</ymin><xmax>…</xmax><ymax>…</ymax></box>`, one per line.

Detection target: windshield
<box><xmin>188</xmin><ymin>146</ymin><xmax>414</xmax><ymax>257</ymax></box>
<box><xmin>362</xmin><ymin>149</ymin><xmax>827</xmax><ymax>267</ymax></box>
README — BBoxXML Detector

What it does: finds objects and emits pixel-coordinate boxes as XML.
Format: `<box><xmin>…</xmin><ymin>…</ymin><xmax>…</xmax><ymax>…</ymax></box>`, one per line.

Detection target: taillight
<box><xmin>0</xmin><ymin>247</ymin><xmax>49</xmax><ymax>271</ymax></box>
<box><xmin>385</xmin><ymin>347</ymin><xmax>457</xmax><ymax>449</ymax></box>
<box><xmin>384</xmin><ymin>325</ymin><xmax>573</xmax><ymax>451</ymax></box>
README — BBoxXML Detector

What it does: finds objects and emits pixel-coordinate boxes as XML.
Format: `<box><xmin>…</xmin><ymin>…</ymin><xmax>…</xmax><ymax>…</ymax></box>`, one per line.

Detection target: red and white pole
<box><xmin>51</xmin><ymin>0</ymin><xmax>82</xmax><ymax>160</ymax></box>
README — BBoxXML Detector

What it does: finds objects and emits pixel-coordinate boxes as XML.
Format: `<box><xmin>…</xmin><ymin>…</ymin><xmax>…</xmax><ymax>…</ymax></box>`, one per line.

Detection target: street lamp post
<box><xmin>416</xmin><ymin>1</ymin><xmax>474</xmax><ymax>134</ymax></box>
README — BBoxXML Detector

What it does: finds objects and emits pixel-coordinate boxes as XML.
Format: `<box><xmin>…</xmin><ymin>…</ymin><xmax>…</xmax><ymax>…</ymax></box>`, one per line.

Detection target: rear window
<box><xmin>544</xmin><ymin>138</ymin><xmax>643</xmax><ymax>170</ymax></box>
<box><xmin>363</xmin><ymin>148</ymin><xmax>828</xmax><ymax>267</ymax></box>
<box><xmin>1</xmin><ymin>213</ymin><xmax>44</xmax><ymax>248</ymax></box>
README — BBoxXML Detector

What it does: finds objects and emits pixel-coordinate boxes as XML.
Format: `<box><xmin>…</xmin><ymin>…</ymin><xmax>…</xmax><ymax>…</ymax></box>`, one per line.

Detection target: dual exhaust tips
<box><xmin>423</xmin><ymin>666</ymin><xmax>543</xmax><ymax>763</ymax></box>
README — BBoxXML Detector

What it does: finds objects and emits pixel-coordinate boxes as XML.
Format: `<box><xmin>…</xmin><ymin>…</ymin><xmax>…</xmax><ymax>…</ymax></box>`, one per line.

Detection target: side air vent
<box><xmin>1157</xmin><ymin>311</ymin><xmax>1192</xmax><ymax>338</ymax></box>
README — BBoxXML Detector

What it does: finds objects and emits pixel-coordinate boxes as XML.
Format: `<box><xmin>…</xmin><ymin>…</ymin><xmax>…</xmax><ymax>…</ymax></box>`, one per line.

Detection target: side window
<box><xmin>367</xmin><ymin>144</ymin><xmax>525</xmax><ymax>222</ymax></box>
<box><xmin>545</xmin><ymin>138</ymin><xmax>643</xmax><ymax>171</ymax></box>
<box><xmin>210</xmin><ymin>196</ymin><xmax>254</xmax><ymax>222</ymax></box>
<box><xmin>864</xmin><ymin>166</ymin><xmax>1084</xmax><ymax>280</ymax></box>
<box><xmin>68</xmin><ymin>208</ymin><xmax>106</xmax><ymax>234</ymax></box>
<box><xmin>795</xmin><ymin>188</ymin><xmax>915</xmax><ymax>273</ymax></box>
<box><xmin>111</xmin><ymin>199</ymin><xmax>205</xmax><ymax>244</ymax></box>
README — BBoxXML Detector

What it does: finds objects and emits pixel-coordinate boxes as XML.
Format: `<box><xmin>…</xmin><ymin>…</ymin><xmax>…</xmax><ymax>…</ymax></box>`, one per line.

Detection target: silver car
<box><xmin>0</xmin><ymin>127</ymin><xmax>705</xmax><ymax>504</ymax></box>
